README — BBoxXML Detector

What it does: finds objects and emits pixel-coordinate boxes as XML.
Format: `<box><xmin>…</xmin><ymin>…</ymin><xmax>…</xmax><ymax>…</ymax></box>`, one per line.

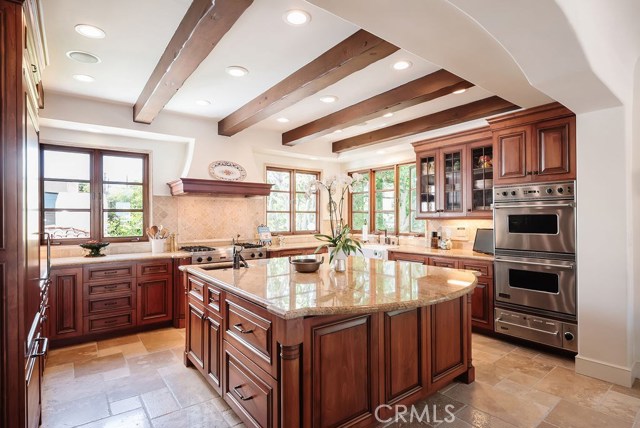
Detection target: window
<box><xmin>266</xmin><ymin>167</ymin><xmax>320</xmax><ymax>234</ymax></box>
<box><xmin>349</xmin><ymin>163</ymin><xmax>425</xmax><ymax>235</ymax></box>
<box><xmin>41</xmin><ymin>145</ymin><xmax>149</xmax><ymax>244</ymax></box>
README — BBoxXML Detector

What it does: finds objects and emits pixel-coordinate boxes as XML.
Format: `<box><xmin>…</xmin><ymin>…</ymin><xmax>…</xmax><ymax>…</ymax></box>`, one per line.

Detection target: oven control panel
<box><xmin>494</xmin><ymin>180</ymin><xmax>575</xmax><ymax>202</ymax></box>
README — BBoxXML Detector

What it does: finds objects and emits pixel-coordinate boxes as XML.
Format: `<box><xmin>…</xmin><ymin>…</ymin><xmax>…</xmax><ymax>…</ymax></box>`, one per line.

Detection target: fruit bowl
<box><xmin>79</xmin><ymin>241</ymin><xmax>110</xmax><ymax>257</ymax></box>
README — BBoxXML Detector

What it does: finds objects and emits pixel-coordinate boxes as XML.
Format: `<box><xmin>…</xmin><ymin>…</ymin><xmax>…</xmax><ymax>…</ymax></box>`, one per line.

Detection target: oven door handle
<box><xmin>495</xmin><ymin>258</ymin><xmax>574</xmax><ymax>270</ymax></box>
<box><xmin>494</xmin><ymin>203</ymin><xmax>575</xmax><ymax>209</ymax></box>
<box><xmin>495</xmin><ymin>318</ymin><xmax>559</xmax><ymax>336</ymax></box>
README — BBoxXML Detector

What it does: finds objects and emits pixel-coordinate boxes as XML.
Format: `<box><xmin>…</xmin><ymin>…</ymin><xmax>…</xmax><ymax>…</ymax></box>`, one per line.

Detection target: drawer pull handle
<box><xmin>104</xmin><ymin>285</ymin><xmax>119</xmax><ymax>290</ymax></box>
<box><xmin>102</xmin><ymin>270</ymin><xmax>119</xmax><ymax>276</ymax></box>
<box><xmin>233</xmin><ymin>385</ymin><xmax>253</xmax><ymax>401</ymax></box>
<box><xmin>233</xmin><ymin>323</ymin><xmax>254</xmax><ymax>334</ymax></box>
<box><xmin>103</xmin><ymin>301</ymin><xmax>119</xmax><ymax>306</ymax></box>
<box><xmin>29</xmin><ymin>337</ymin><xmax>49</xmax><ymax>358</ymax></box>
<box><xmin>104</xmin><ymin>319</ymin><xmax>118</xmax><ymax>325</ymax></box>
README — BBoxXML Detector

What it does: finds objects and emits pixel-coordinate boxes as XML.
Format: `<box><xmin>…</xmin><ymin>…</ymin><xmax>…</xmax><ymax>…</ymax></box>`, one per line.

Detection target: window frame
<box><xmin>265</xmin><ymin>166</ymin><xmax>321</xmax><ymax>235</ymax></box>
<box><xmin>348</xmin><ymin>162</ymin><xmax>425</xmax><ymax>236</ymax></box>
<box><xmin>40</xmin><ymin>144</ymin><xmax>150</xmax><ymax>245</ymax></box>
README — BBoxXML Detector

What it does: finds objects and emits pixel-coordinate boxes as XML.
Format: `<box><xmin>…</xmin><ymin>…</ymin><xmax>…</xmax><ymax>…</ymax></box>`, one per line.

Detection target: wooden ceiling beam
<box><xmin>218</xmin><ymin>30</ymin><xmax>399</xmax><ymax>136</ymax></box>
<box><xmin>133</xmin><ymin>0</ymin><xmax>253</xmax><ymax>124</ymax></box>
<box><xmin>332</xmin><ymin>96</ymin><xmax>519</xmax><ymax>153</ymax></box>
<box><xmin>282</xmin><ymin>69</ymin><xmax>474</xmax><ymax>146</ymax></box>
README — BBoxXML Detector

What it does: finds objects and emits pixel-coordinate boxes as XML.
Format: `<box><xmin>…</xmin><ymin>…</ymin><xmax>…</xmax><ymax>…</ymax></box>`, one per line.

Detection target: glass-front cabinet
<box><xmin>414</xmin><ymin>127</ymin><xmax>493</xmax><ymax>219</ymax></box>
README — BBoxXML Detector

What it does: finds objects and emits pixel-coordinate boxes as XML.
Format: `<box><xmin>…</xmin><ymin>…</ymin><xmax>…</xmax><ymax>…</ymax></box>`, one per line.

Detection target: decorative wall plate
<box><xmin>208</xmin><ymin>160</ymin><xmax>247</xmax><ymax>181</ymax></box>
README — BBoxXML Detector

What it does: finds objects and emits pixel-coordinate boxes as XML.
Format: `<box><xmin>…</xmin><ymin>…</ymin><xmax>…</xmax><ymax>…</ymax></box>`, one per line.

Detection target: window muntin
<box><xmin>266</xmin><ymin>168</ymin><xmax>320</xmax><ymax>234</ymax></box>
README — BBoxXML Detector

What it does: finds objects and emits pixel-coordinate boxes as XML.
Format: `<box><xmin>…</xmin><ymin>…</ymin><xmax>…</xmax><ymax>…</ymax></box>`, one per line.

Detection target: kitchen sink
<box><xmin>359</xmin><ymin>243</ymin><xmax>398</xmax><ymax>260</ymax></box>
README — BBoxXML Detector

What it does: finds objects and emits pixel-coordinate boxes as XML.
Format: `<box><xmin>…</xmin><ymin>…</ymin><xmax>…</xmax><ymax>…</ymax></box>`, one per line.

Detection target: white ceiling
<box><xmin>41</xmin><ymin>0</ymin><xmax>534</xmax><ymax>152</ymax></box>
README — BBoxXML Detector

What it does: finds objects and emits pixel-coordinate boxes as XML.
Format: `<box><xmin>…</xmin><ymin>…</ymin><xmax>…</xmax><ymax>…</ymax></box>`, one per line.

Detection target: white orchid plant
<box><xmin>307</xmin><ymin>173</ymin><xmax>366</xmax><ymax>262</ymax></box>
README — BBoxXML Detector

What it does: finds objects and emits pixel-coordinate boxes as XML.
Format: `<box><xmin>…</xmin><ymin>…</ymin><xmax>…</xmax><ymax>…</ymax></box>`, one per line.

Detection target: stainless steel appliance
<box><xmin>235</xmin><ymin>242</ymin><xmax>267</xmax><ymax>260</ymax></box>
<box><xmin>493</xmin><ymin>180</ymin><xmax>577</xmax><ymax>351</ymax></box>
<box><xmin>180</xmin><ymin>245</ymin><xmax>233</xmax><ymax>265</ymax></box>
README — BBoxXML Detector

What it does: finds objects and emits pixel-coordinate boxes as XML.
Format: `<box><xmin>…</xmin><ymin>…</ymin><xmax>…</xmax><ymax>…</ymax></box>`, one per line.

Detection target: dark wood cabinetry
<box><xmin>49</xmin><ymin>258</ymin><xmax>177</xmax><ymax>346</ymax></box>
<box><xmin>185</xmin><ymin>271</ymin><xmax>474</xmax><ymax>428</ymax></box>
<box><xmin>489</xmin><ymin>103</ymin><xmax>576</xmax><ymax>185</ymax></box>
<box><xmin>413</xmin><ymin>128</ymin><xmax>493</xmax><ymax>219</ymax></box>
<box><xmin>388</xmin><ymin>251</ymin><xmax>494</xmax><ymax>332</ymax></box>
<box><xmin>267</xmin><ymin>246</ymin><xmax>326</xmax><ymax>258</ymax></box>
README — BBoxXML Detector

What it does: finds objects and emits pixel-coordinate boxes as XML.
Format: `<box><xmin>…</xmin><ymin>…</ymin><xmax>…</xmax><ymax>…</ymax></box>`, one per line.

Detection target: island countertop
<box><xmin>181</xmin><ymin>256</ymin><xmax>477</xmax><ymax>319</ymax></box>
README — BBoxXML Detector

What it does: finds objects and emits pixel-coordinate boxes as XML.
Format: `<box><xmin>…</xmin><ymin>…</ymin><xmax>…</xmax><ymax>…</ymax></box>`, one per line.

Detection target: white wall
<box><xmin>633</xmin><ymin>59</ymin><xmax>640</xmax><ymax>378</ymax></box>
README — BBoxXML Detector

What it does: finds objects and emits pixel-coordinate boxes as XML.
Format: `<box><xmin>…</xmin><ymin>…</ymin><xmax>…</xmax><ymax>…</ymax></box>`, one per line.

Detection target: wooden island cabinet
<box><xmin>182</xmin><ymin>257</ymin><xmax>477</xmax><ymax>428</ymax></box>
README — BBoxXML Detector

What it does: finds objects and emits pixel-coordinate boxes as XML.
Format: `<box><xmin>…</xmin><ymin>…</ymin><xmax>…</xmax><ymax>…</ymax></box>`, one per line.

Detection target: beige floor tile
<box><xmin>494</xmin><ymin>378</ymin><xmax>532</xmax><ymax>395</ymax></box>
<box><xmin>46</xmin><ymin>342</ymin><xmax>97</xmax><ymax>367</ymax></box>
<box><xmin>416</xmin><ymin>392</ymin><xmax>466</xmax><ymax>422</ymax></box>
<box><xmin>532</xmin><ymin>353</ymin><xmax>575</xmax><ymax>370</ymax></box>
<box><xmin>535</xmin><ymin>423</ymin><xmax>559</xmax><ymax>428</ymax></box>
<box><xmin>74</xmin><ymin>352</ymin><xmax>126</xmax><ymax>378</ymax></box>
<box><xmin>613</xmin><ymin>379</ymin><xmax>640</xmax><ymax>400</ymax></box>
<box><xmin>141</xmin><ymin>387</ymin><xmax>180</xmax><ymax>418</ymax></box>
<box><xmin>474</xmin><ymin>363</ymin><xmax>514</xmax><ymax>386</ymax></box>
<box><xmin>127</xmin><ymin>349</ymin><xmax>179</xmax><ymax>372</ymax></box>
<box><xmin>454</xmin><ymin>406</ymin><xmax>518</xmax><ymax>428</ymax></box>
<box><xmin>139</xmin><ymin>328</ymin><xmax>185</xmax><ymax>353</ymax></box>
<box><xmin>150</xmin><ymin>399</ymin><xmax>230</xmax><ymax>428</ymax></box>
<box><xmin>103</xmin><ymin>368</ymin><xmax>167</xmax><ymax>402</ymax></box>
<box><xmin>42</xmin><ymin>362</ymin><xmax>75</xmax><ymax>384</ymax></box>
<box><xmin>76</xmin><ymin>408</ymin><xmax>152</xmax><ymax>428</ymax></box>
<box><xmin>494</xmin><ymin>353</ymin><xmax>554</xmax><ymax>379</ymax></box>
<box><xmin>161</xmin><ymin>366</ymin><xmax>217</xmax><ymax>408</ymax></box>
<box><xmin>102</xmin><ymin>365</ymin><xmax>131</xmax><ymax>381</ymax></box>
<box><xmin>109</xmin><ymin>396</ymin><xmax>142</xmax><ymax>415</ymax></box>
<box><xmin>521</xmin><ymin>390</ymin><xmax>561</xmax><ymax>410</ymax></box>
<box><xmin>534</xmin><ymin>366</ymin><xmax>611</xmax><ymax>407</ymax></box>
<box><xmin>41</xmin><ymin>393</ymin><xmax>109</xmax><ymax>427</ymax></box>
<box><xmin>597</xmin><ymin>389</ymin><xmax>640</xmax><ymax>422</ymax></box>
<box><xmin>544</xmin><ymin>399</ymin><xmax>633</xmax><ymax>428</ymax></box>
<box><xmin>474</xmin><ymin>349</ymin><xmax>508</xmax><ymax>365</ymax></box>
<box><xmin>444</xmin><ymin>382</ymin><xmax>548</xmax><ymax>428</ymax></box>
<box><xmin>510</xmin><ymin>346</ymin><xmax>540</xmax><ymax>358</ymax></box>
<box><xmin>97</xmin><ymin>341</ymin><xmax>149</xmax><ymax>358</ymax></box>
<box><xmin>42</xmin><ymin>373</ymin><xmax>108</xmax><ymax>406</ymax></box>
<box><xmin>97</xmin><ymin>334</ymin><xmax>141</xmax><ymax>350</ymax></box>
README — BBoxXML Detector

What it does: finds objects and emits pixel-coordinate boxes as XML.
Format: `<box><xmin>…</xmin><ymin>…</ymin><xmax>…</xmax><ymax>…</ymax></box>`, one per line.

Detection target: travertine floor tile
<box><xmin>109</xmin><ymin>396</ymin><xmax>142</xmax><ymax>415</ymax></box>
<box><xmin>97</xmin><ymin>334</ymin><xmax>141</xmax><ymax>350</ymax></box>
<box><xmin>74</xmin><ymin>352</ymin><xmax>126</xmax><ymax>378</ymax></box>
<box><xmin>76</xmin><ymin>408</ymin><xmax>152</xmax><ymax>428</ymax></box>
<box><xmin>151</xmin><ymin>399</ymin><xmax>230</xmax><ymax>428</ymax></box>
<box><xmin>139</xmin><ymin>328</ymin><xmax>185</xmax><ymax>352</ymax></box>
<box><xmin>614</xmin><ymin>379</ymin><xmax>640</xmax><ymax>400</ymax></box>
<box><xmin>141</xmin><ymin>387</ymin><xmax>180</xmax><ymax>418</ymax></box>
<box><xmin>494</xmin><ymin>353</ymin><xmax>554</xmax><ymax>379</ymax></box>
<box><xmin>454</xmin><ymin>406</ymin><xmax>518</xmax><ymax>428</ymax></box>
<box><xmin>544</xmin><ymin>399</ymin><xmax>633</xmax><ymax>428</ymax></box>
<box><xmin>97</xmin><ymin>341</ymin><xmax>149</xmax><ymax>358</ymax></box>
<box><xmin>474</xmin><ymin>363</ymin><xmax>513</xmax><ymax>386</ymax></box>
<box><xmin>161</xmin><ymin>365</ymin><xmax>217</xmax><ymax>408</ymax></box>
<box><xmin>41</xmin><ymin>392</ymin><xmax>109</xmax><ymax>427</ymax></box>
<box><xmin>47</xmin><ymin>342</ymin><xmax>97</xmax><ymax>367</ymax></box>
<box><xmin>127</xmin><ymin>349</ymin><xmax>179</xmax><ymax>371</ymax></box>
<box><xmin>103</xmin><ymin>368</ymin><xmax>166</xmax><ymax>402</ymax></box>
<box><xmin>597</xmin><ymin>389</ymin><xmax>640</xmax><ymax>422</ymax></box>
<box><xmin>534</xmin><ymin>366</ymin><xmax>611</xmax><ymax>407</ymax></box>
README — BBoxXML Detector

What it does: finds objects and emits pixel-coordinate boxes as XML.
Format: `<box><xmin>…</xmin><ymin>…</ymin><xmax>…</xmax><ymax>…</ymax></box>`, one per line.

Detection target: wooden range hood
<box><xmin>167</xmin><ymin>178</ymin><xmax>272</xmax><ymax>197</ymax></box>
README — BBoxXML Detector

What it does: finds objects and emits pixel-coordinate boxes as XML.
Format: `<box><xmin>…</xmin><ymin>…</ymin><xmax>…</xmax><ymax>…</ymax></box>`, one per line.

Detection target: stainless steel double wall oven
<box><xmin>493</xmin><ymin>181</ymin><xmax>577</xmax><ymax>351</ymax></box>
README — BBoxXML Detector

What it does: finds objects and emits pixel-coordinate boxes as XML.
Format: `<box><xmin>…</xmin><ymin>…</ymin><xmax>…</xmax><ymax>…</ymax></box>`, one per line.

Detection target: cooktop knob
<box><xmin>511</xmin><ymin>191</ymin><xmax>516</xmax><ymax>196</ymax></box>
<box><xmin>258</xmin><ymin>252</ymin><xmax>263</xmax><ymax>257</ymax></box>
<box><xmin>557</xmin><ymin>187</ymin><xmax>564</xmax><ymax>194</ymax></box>
<box><xmin>502</xmin><ymin>191</ymin><xmax>508</xmax><ymax>196</ymax></box>
<box><xmin>196</xmin><ymin>257</ymin><xmax>203</xmax><ymax>263</ymax></box>
<box><xmin>250</xmin><ymin>253</ymin><xmax>255</xmax><ymax>258</ymax></box>
<box><xmin>546</xmin><ymin>188</ymin><xmax>553</xmax><ymax>194</ymax></box>
<box><xmin>207</xmin><ymin>256</ymin><xmax>212</xmax><ymax>262</ymax></box>
<box><xmin>564</xmin><ymin>331</ymin><xmax>574</xmax><ymax>341</ymax></box>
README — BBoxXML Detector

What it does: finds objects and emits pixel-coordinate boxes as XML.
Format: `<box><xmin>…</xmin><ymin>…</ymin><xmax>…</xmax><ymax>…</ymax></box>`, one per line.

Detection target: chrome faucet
<box><xmin>233</xmin><ymin>245</ymin><xmax>248</xmax><ymax>269</ymax></box>
<box><xmin>377</xmin><ymin>228</ymin><xmax>389</xmax><ymax>245</ymax></box>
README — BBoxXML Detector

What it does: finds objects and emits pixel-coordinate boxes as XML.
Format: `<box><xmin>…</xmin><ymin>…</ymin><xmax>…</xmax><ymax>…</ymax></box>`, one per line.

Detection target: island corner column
<box><xmin>459</xmin><ymin>293</ymin><xmax>475</xmax><ymax>384</ymax></box>
<box><xmin>277</xmin><ymin>316</ymin><xmax>304</xmax><ymax>428</ymax></box>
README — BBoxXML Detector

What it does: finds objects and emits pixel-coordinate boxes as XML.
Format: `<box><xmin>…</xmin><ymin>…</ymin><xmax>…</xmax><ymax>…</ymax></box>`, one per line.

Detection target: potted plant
<box><xmin>308</xmin><ymin>173</ymin><xmax>365</xmax><ymax>271</ymax></box>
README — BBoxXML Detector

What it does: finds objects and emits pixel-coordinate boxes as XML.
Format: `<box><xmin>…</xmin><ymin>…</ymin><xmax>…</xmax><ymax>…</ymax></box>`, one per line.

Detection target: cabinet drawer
<box><xmin>206</xmin><ymin>284</ymin><xmax>222</xmax><ymax>315</ymax></box>
<box><xmin>84</xmin><ymin>311</ymin><xmax>135</xmax><ymax>333</ymax></box>
<box><xmin>85</xmin><ymin>294</ymin><xmax>135</xmax><ymax>315</ymax></box>
<box><xmin>460</xmin><ymin>260</ymin><xmax>493</xmax><ymax>278</ymax></box>
<box><xmin>137</xmin><ymin>260</ymin><xmax>171</xmax><ymax>277</ymax></box>
<box><xmin>429</xmin><ymin>257</ymin><xmax>459</xmax><ymax>268</ymax></box>
<box><xmin>224</xmin><ymin>341</ymin><xmax>277</xmax><ymax>428</ymax></box>
<box><xmin>84</xmin><ymin>264</ymin><xmax>135</xmax><ymax>282</ymax></box>
<box><xmin>188</xmin><ymin>275</ymin><xmax>205</xmax><ymax>303</ymax></box>
<box><xmin>225</xmin><ymin>295</ymin><xmax>273</xmax><ymax>373</ymax></box>
<box><xmin>388</xmin><ymin>251</ymin><xmax>427</xmax><ymax>264</ymax></box>
<box><xmin>84</xmin><ymin>279</ymin><xmax>135</xmax><ymax>297</ymax></box>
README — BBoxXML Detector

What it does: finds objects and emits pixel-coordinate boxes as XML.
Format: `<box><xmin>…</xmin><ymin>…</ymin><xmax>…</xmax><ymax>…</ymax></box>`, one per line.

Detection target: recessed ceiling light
<box><xmin>333</xmin><ymin>129</ymin><xmax>343</xmax><ymax>134</ymax></box>
<box><xmin>72</xmin><ymin>74</ymin><xmax>95</xmax><ymax>83</ymax></box>
<box><xmin>276</xmin><ymin>117</ymin><xmax>290</xmax><ymax>123</ymax></box>
<box><xmin>284</xmin><ymin>10</ymin><xmax>311</xmax><ymax>26</ymax></box>
<box><xmin>452</xmin><ymin>88</ymin><xmax>467</xmax><ymax>94</ymax></box>
<box><xmin>357</xmin><ymin>122</ymin><xmax>369</xmax><ymax>127</ymax></box>
<box><xmin>75</xmin><ymin>24</ymin><xmax>106</xmax><ymax>39</ymax></box>
<box><xmin>195</xmin><ymin>99</ymin><xmax>211</xmax><ymax>106</ymax></box>
<box><xmin>319</xmin><ymin>95</ymin><xmax>338</xmax><ymax>103</ymax></box>
<box><xmin>392</xmin><ymin>60</ymin><xmax>412</xmax><ymax>71</ymax></box>
<box><xmin>376</xmin><ymin>150</ymin><xmax>386</xmax><ymax>155</ymax></box>
<box><xmin>382</xmin><ymin>112</ymin><xmax>394</xmax><ymax>118</ymax></box>
<box><xmin>225</xmin><ymin>66</ymin><xmax>249</xmax><ymax>77</ymax></box>
<box><xmin>66</xmin><ymin>50</ymin><xmax>101</xmax><ymax>64</ymax></box>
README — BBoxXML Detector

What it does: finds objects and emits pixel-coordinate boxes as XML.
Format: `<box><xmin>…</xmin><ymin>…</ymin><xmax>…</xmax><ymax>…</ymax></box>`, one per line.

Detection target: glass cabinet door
<box><xmin>418</xmin><ymin>153</ymin><xmax>437</xmax><ymax>216</ymax></box>
<box><xmin>442</xmin><ymin>149</ymin><xmax>463</xmax><ymax>214</ymax></box>
<box><xmin>470</xmin><ymin>144</ymin><xmax>493</xmax><ymax>213</ymax></box>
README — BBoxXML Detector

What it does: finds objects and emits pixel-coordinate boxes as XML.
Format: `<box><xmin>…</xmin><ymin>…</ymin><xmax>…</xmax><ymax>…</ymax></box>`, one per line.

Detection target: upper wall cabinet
<box><xmin>488</xmin><ymin>103</ymin><xmax>576</xmax><ymax>185</ymax></box>
<box><xmin>413</xmin><ymin>127</ymin><xmax>493</xmax><ymax>219</ymax></box>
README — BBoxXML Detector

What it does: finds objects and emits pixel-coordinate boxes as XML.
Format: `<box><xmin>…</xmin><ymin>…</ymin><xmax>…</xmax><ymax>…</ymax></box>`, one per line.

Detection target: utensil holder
<box><xmin>151</xmin><ymin>239</ymin><xmax>166</xmax><ymax>254</ymax></box>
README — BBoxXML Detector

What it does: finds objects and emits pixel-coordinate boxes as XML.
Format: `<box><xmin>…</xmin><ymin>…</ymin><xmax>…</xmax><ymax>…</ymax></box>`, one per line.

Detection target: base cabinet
<box><xmin>137</xmin><ymin>276</ymin><xmax>172</xmax><ymax>324</ymax></box>
<box><xmin>185</xmin><ymin>273</ymin><xmax>474</xmax><ymax>428</ymax></box>
<box><xmin>50</xmin><ymin>268</ymin><xmax>83</xmax><ymax>339</ymax></box>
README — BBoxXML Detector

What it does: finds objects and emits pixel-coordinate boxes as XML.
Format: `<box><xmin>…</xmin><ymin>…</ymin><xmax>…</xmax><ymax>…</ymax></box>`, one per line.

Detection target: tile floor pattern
<box><xmin>42</xmin><ymin>329</ymin><xmax>640</xmax><ymax>428</ymax></box>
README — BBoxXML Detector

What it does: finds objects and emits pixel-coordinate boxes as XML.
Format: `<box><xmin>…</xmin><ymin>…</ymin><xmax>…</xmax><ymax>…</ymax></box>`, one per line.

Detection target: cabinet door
<box><xmin>469</xmin><ymin>277</ymin><xmax>493</xmax><ymax>331</ymax></box>
<box><xmin>428</xmin><ymin>257</ymin><xmax>459</xmax><ymax>269</ymax></box>
<box><xmin>137</xmin><ymin>276</ymin><xmax>172</xmax><ymax>324</ymax></box>
<box><xmin>205</xmin><ymin>314</ymin><xmax>222</xmax><ymax>393</ymax></box>
<box><xmin>532</xmin><ymin>116</ymin><xmax>576</xmax><ymax>181</ymax></box>
<box><xmin>494</xmin><ymin>126</ymin><xmax>531</xmax><ymax>184</ymax></box>
<box><xmin>466</xmin><ymin>141</ymin><xmax>494</xmax><ymax>217</ymax></box>
<box><xmin>50</xmin><ymin>268</ymin><xmax>83</xmax><ymax>339</ymax></box>
<box><xmin>173</xmin><ymin>258</ymin><xmax>190</xmax><ymax>328</ymax></box>
<box><xmin>186</xmin><ymin>302</ymin><xmax>206</xmax><ymax>371</ymax></box>
<box><xmin>387</xmin><ymin>251</ymin><xmax>427</xmax><ymax>264</ymax></box>
<box><xmin>416</xmin><ymin>151</ymin><xmax>439</xmax><ymax>218</ymax></box>
<box><xmin>439</xmin><ymin>146</ymin><xmax>465</xmax><ymax>216</ymax></box>
<box><xmin>428</xmin><ymin>297</ymin><xmax>468</xmax><ymax>391</ymax></box>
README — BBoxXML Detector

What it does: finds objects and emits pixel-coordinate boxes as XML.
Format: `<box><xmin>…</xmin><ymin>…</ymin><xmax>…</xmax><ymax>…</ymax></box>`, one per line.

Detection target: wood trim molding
<box><xmin>486</xmin><ymin>101</ymin><xmax>572</xmax><ymax>130</ymax></box>
<box><xmin>133</xmin><ymin>0</ymin><xmax>253</xmax><ymax>124</ymax></box>
<box><xmin>412</xmin><ymin>126</ymin><xmax>492</xmax><ymax>151</ymax></box>
<box><xmin>167</xmin><ymin>178</ymin><xmax>273</xmax><ymax>197</ymax></box>
<box><xmin>218</xmin><ymin>30</ymin><xmax>399</xmax><ymax>137</ymax></box>
<box><xmin>332</xmin><ymin>96</ymin><xmax>519</xmax><ymax>153</ymax></box>
<box><xmin>282</xmin><ymin>69</ymin><xmax>474</xmax><ymax>146</ymax></box>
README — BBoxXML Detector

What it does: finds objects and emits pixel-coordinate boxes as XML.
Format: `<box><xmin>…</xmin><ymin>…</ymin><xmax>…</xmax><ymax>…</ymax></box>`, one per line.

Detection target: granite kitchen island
<box><xmin>180</xmin><ymin>256</ymin><xmax>477</xmax><ymax>428</ymax></box>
